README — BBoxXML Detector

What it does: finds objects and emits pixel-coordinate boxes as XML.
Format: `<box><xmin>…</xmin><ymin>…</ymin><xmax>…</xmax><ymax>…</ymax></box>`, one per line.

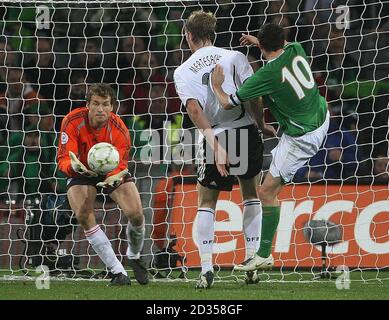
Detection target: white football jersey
<box><xmin>174</xmin><ymin>46</ymin><xmax>254</xmax><ymax>135</ymax></box>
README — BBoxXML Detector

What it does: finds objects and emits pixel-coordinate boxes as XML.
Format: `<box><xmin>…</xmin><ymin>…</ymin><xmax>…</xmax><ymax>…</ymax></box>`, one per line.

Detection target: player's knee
<box><xmin>74</xmin><ymin>204</ymin><xmax>94</xmax><ymax>228</ymax></box>
<box><xmin>198</xmin><ymin>194</ymin><xmax>218</xmax><ymax>210</ymax></box>
<box><xmin>75</xmin><ymin>212</ymin><xmax>94</xmax><ymax>229</ymax></box>
<box><xmin>257</xmin><ymin>186</ymin><xmax>276</xmax><ymax>203</ymax></box>
<box><xmin>130</xmin><ymin>211</ymin><xmax>144</xmax><ymax>227</ymax></box>
<box><xmin>126</xmin><ymin>205</ymin><xmax>144</xmax><ymax>226</ymax></box>
<box><xmin>199</xmin><ymin>200</ymin><xmax>217</xmax><ymax>210</ymax></box>
<box><xmin>242</xmin><ymin>189</ymin><xmax>258</xmax><ymax>201</ymax></box>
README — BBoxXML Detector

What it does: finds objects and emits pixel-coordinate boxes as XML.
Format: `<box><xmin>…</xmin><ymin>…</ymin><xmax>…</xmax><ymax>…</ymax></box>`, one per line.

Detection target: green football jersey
<box><xmin>237</xmin><ymin>42</ymin><xmax>327</xmax><ymax>136</ymax></box>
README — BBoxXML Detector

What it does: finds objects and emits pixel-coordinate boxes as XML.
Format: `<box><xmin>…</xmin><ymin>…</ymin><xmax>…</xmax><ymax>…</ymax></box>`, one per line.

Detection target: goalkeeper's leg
<box><xmin>68</xmin><ymin>184</ymin><xmax>130</xmax><ymax>286</ymax></box>
<box><xmin>109</xmin><ymin>181</ymin><xmax>148</xmax><ymax>285</ymax></box>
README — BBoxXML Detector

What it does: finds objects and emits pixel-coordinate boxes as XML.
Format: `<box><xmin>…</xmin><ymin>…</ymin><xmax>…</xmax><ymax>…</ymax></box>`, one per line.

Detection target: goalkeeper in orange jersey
<box><xmin>57</xmin><ymin>83</ymin><xmax>148</xmax><ymax>286</ymax></box>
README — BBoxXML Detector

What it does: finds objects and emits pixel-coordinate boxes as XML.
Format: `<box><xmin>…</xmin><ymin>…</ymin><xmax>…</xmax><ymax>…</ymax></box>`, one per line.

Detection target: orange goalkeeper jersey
<box><xmin>57</xmin><ymin>107</ymin><xmax>131</xmax><ymax>178</ymax></box>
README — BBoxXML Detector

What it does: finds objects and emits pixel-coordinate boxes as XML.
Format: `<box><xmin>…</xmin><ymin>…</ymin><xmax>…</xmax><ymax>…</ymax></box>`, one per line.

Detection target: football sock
<box><xmin>243</xmin><ymin>199</ymin><xmax>262</xmax><ymax>260</ymax></box>
<box><xmin>85</xmin><ymin>225</ymin><xmax>127</xmax><ymax>276</ymax></box>
<box><xmin>257</xmin><ymin>206</ymin><xmax>280</xmax><ymax>258</ymax></box>
<box><xmin>126</xmin><ymin>221</ymin><xmax>145</xmax><ymax>260</ymax></box>
<box><xmin>197</xmin><ymin>208</ymin><xmax>215</xmax><ymax>274</ymax></box>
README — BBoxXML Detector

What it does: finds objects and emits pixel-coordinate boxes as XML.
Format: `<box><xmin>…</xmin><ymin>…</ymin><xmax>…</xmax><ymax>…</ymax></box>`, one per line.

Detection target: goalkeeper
<box><xmin>212</xmin><ymin>23</ymin><xmax>330</xmax><ymax>271</ymax></box>
<box><xmin>57</xmin><ymin>83</ymin><xmax>148</xmax><ymax>286</ymax></box>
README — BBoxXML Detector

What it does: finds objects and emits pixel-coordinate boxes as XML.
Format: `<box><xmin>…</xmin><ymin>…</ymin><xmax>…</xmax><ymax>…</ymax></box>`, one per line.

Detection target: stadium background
<box><xmin>0</xmin><ymin>0</ymin><xmax>388</xmax><ymax>288</ymax></box>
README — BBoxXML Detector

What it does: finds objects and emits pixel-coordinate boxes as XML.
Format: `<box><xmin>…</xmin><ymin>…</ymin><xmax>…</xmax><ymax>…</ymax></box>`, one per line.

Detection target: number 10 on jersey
<box><xmin>282</xmin><ymin>55</ymin><xmax>315</xmax><ymax>100</ymax></box>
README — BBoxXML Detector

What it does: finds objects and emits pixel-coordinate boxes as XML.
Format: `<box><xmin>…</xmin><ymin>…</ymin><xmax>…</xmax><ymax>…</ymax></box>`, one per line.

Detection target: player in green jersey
<box><xmin>212</xmin><ymin>23</ymin><xmax>330</xmax><ymax>271</ymax></box>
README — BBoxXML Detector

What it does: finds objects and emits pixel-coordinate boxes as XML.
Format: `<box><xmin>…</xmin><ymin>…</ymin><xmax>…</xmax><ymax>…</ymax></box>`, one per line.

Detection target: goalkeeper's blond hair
<box><xmin>185</xmin><ymin>10</ymin><xmax>216</xmax><ymax>44</ymax></box>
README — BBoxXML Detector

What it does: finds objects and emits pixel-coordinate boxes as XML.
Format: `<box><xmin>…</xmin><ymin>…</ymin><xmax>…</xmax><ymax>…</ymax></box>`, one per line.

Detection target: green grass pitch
<box><xmin>1</xmin><ymin>270</ymin><xmax>389</xmax><ymax>300</ymax></box>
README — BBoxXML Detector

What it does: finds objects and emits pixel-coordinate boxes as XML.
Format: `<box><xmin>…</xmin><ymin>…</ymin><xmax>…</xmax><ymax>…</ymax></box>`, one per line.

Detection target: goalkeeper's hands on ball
<box><xmin>69</xmin><ymin>150</ymin><xmax>128</xmax><ymax>187</ymax></box>
<box><xmin>69</xmin><ymin>151</ymin><xmax>98</xmax><ymax>177</ymax></box>
<box><xmin>96</xmin><ymin>169</ymin><xmax>129</xmax><ymax>188</ymax></box>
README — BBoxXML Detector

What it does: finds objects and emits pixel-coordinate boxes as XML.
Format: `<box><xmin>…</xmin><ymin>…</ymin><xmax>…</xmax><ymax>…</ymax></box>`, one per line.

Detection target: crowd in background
<box><xmin>0</xmin><ymin>0</ymin><xmax>388</xmax><ymax>202</ymax></box>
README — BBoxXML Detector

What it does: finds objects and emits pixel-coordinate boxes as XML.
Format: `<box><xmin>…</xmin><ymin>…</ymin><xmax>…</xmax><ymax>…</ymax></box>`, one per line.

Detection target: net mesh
<box><xmin>0</xmin><ymin>0</ymin><xmax>388</xmax><ymax>282</ymax></box>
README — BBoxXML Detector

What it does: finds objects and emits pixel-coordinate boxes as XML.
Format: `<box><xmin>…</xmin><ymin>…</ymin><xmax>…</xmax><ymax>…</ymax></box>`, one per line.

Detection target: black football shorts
<box><xmin>197</xmin><ymin>124</ymin><xmax>264</xmax><ymax>191</ymax></box>
<box><xmin>67</xmin><ymin>173</ymin><xmax>133</xmax><ymax>195</ymax></box>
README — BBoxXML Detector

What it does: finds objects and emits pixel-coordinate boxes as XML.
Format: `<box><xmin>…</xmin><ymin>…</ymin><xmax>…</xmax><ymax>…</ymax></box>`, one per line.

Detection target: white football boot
<box><xmin>234</xmin><ymin>254</ymin><xmax>274</xmax><ymax>272</ymax></box>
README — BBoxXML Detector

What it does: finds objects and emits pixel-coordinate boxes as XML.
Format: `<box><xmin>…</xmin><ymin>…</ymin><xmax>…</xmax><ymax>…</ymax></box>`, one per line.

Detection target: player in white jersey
<box><xmin>174</xmin><ymin>10</ymin><xmax>276</xmax><ymax>289</ymax></box>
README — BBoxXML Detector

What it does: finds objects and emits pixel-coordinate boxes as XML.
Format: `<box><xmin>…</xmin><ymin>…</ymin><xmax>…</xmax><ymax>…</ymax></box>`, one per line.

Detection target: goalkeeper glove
<box><xmin>96</xmin><ymin>169</ymin><xmax>129</xmax><ymax>188</ymax></box>
<box><xmin>69</xmin><ymin>151</ymin><xmax>98</xmax><ymax>177</ymax></box>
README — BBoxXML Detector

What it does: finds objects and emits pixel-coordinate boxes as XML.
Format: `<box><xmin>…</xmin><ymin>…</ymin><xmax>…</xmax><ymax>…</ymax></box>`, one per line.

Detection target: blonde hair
<box><xmin>185</xmin><ymin>10</ymin><xmax>216</xmax><ymax>43</ymax></box>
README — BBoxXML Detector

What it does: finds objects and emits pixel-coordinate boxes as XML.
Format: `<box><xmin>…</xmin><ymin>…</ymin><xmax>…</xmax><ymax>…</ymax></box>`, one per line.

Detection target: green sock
<box><xmin>257</xmin><ymin>206</ymin><xmax>280</xmax><ymax>258</ymax></box>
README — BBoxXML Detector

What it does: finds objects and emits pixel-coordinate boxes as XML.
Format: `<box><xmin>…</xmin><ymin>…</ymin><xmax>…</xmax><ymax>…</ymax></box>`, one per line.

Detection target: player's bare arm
<box><xmin>186</xmin><ymin>99</ymin><xmax>229</xmax><ymax>177</ymax></box>
<box><xmin>247</xmin><ymin>98</ymin><xmax>277</xmax><ymax>137</ymax></box>
<box><xmin>239</xmin><ymin>33</ymin><xmax>259</xmax><ymax>47</ymax></box>
<box><xmin>240</xmin><ymin>33</ymin><xmax>289</xmax><ymax>49</ymax></box>
<box><xmin>211</xmin><ymin>70</ymin><xmax>277</xmax><ymax>137</ymax></box>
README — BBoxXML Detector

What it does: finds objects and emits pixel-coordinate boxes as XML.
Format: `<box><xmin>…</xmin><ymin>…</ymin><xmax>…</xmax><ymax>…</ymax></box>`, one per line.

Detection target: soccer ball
<box><xmin>87</xmin><ymin>142</ymin><xmax>120</xmax><ymax>175</ymax></box>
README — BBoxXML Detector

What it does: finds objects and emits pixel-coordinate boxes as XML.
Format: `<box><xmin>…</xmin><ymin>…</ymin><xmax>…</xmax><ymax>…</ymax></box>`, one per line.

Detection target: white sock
<box><xmin>243</xmin><ymin>199</ymin><xmax>262</xmax><ymax>260</ymax></box>
<box><xmin>196</xmin><ymin>208</ymin><xmax>215</xmax><ymax>274</ymax></box>
<box><xmin>85</xmin><ymin>225</ymin><xmax>127</xmax><ymax>276</ymax></box>
<box><xmin>126</xmin><ymin>221</ymin><xmax>145</xmax><ymax>260</ymax></box>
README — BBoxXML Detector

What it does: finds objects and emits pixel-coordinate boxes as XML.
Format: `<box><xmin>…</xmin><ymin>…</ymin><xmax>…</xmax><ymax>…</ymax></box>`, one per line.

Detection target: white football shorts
<box><xmin>269</xmin><ymin>111</ymin><xmax>330</xmax><ymax>183</ymax></box>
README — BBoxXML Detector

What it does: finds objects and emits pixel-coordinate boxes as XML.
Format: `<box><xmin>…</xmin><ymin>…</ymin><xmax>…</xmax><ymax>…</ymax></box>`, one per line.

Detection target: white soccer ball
<box><xmin>87</xmin><ymin>142</ymin><xmax>120</xmax><ymax>175</ymax></box>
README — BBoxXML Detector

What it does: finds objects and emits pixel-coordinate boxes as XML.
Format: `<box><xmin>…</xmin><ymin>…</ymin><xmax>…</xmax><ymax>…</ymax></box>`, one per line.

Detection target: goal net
<box><xmin>0</xmin><ymin>0</ymin><xmax>388</xmax><ymax>283</ymax></box>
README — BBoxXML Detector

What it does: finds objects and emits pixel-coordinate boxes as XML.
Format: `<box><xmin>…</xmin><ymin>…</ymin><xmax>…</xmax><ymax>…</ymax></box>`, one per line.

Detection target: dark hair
<box><xmin>257</xmin><ymin>23</ymin><xmax>285</xmax><ymax>52</ymax></box>
<box><xmin>86</xmin><ymin>83</ymin><xmax>116</xmax><ymax>106</ymax></box>
<box><xmin>185</xmin><ymin>10</ymin><xmax>216</xmax><ymax>43</ymax></box>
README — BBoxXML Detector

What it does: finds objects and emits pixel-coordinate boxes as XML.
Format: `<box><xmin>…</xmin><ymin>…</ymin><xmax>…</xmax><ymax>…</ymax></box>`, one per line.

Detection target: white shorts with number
<box><xmin>269</xmin><ymin>111</ymin><xmax>330</xmax><ymax>183</ymax></box>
